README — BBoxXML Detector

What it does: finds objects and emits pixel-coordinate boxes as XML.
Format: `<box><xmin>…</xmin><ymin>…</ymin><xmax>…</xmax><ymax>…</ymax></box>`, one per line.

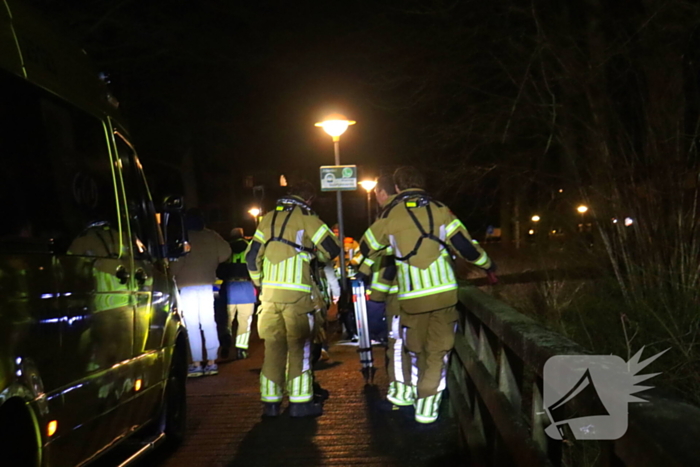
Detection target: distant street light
<box><xmin>315</xmin><ymin>114</ymin><xmax>356</xmax><ymax>291</ymax></box>
<box><xmin>531</xmin><ymin>215</ymin><xmax>541</xmax><ymax>222</ymax></box>
<box><xmin>577</xmin><ymin>205</ymin><xmax>588</xmax><ymax>214</ymax></box>
<box><xmin>248</xmin><ymin>207</ymin><xmax>261</xmax><ymax>227</ymax></box>
<box><xmin>359</xmin><ymin>179</ymin><xmax>377</xmax><ymax>227</ymax></box>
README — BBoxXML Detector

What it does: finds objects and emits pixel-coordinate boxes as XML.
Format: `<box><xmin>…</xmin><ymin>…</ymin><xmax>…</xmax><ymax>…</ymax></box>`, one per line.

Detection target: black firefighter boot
<box><xmin>262</xmin><ymin>402</ymin><xmax>281</xmax><ymax>417</ymax></box>
<box><xmin>289</xmin><ymin>401</ymin><xmax>323</xmax><ymax>418</ymax></box>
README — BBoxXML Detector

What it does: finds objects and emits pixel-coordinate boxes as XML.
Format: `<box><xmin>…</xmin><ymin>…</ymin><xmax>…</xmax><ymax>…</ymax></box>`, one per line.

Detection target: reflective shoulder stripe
<box><xmin>311</xmin><ymin>224</ymin><xmax>331</xmax><ymax>245</ymax></box>
<box><xmin>473</xmin><ymin>252</ymin><xmax>490</xmax><ymax>267</ymax></box>
<box><xmin>254</xmin><ymin>229</ymin><xmax>265</xmax><ymax>242</ymax></box>
<box><xmin>365</xmin><ymin>228</ymin><xmax>383</xmax><ymax>250</ymax></box>
<box><xmin>445</xmin><ymin>219</ymin><xmax>464</xmax><ymax>236</ymax></box>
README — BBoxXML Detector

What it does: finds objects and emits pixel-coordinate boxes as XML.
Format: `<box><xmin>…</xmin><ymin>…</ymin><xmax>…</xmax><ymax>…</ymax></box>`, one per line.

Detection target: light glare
<box><xmin>248</xmin><ymin>208</ymin><xmax>261</xmax><ymax>218</ymax></box>
<box><xmin>531</xmin><ymin>215</ymin><xmax>541</xmax><ymax>222</ymax></box>
<box><xmin>577</xmin><ymin>205</ymin><xmax>589</xmax><ymax>214</ymax></box>
<box><xmin>47</xmin><ymin>420</ymin><xmax>58</xmax><ymax>437</ymax></box>
<box><xmin>315</xmin><ymin>114</ymin><xmax>356</xmax><ymax>138</ymax></box>
<box><xmin>359</xmin><ymin>179</ymin><xmax>377</xmax><ymax>192</ymax></box>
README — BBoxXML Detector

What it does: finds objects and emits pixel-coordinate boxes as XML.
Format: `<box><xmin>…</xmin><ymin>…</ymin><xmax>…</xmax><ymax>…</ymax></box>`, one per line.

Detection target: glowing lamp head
<box><xmin>531</xmin><ymin>215</ymin><xmax>541</xmax><ymax>222</ymax></box>
<box><xmin>359</xmin><ymin>179</ymin><xmax>377</xmax><ymax>192</ymax></box>
<box><xmin>577</xmin><ymin>205</ymin><xmax>589</xmax><ymax>214</ymax></box>
<box><xmin>315</xmin><ymin>114</ymin><xmax>356</xmax><ymax>139</ymax></box>
<box><xmin>248</xmin><ymin>208</ymin><xmax>261</xmax><ymax>218</ymax></box>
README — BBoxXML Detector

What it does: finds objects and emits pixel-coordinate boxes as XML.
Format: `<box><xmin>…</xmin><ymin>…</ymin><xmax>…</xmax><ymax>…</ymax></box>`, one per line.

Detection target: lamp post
<box><xmin>359</xmin><ymin>179</ymin><xmax>377</xmax><ymax>227</ymax></box>
<box><xmin>315</xmin><ymin>114</ymin><xmax>356</xmax><ymax>291</ymax></box>
<box><xmin>248</xmin><ymin>207</ymin><xmax>261</xmax><ymax>227</ymax></box>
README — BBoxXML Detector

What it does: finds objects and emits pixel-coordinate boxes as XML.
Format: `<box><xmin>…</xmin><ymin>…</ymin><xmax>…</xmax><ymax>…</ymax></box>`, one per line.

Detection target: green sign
<box><xmin>320</xmin><ymin>165</ymin><xmax>357</xmax><ymax>191</ymax></box>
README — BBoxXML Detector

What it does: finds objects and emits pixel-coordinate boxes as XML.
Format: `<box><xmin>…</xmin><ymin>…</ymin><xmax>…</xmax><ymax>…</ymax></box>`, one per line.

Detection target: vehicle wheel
<box><xmin>0</xmin><ymin>399</ymin><xmax>40</xmax><ymax>467</ymax></box>
<box><xmin>161</xmin><ymin>342</ymin><xmax>187</xmax><ymax>446</ymax></box>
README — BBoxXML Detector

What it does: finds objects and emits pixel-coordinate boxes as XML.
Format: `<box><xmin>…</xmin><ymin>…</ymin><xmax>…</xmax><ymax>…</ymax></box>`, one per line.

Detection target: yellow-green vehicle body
<box><xmin>0</xmin><ymin>2</ymin><xmax>188</xmax><ymax>465</ymax></box>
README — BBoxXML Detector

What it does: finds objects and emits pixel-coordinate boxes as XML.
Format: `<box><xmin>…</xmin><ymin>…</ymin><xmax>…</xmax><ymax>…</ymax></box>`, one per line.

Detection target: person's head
<box><xmin>287</xmin><ymin>180</ymin><xmax>316</xmax><ymax>204</ymax></box>
<box><xmin>331</xmin><ymin>223</ymin><xmax>339</xmax><ymax>237</ymax></box>
<box><xmin>374</xmin><ymin>174</ymin><xmax>397</xmax><ymax>207</ymax></box>
<box><xmin>230</xmin><ymin>227</ymin><xmax>244</xmax><ymax>240</ymax></box>
<box><xmin>185</xmin><ymin>208</ymin><xmax>205</xmax><ymax>231</ymax></box>
<box><xmin>393</xmin><ymin>166</ymin><xmax>426</xmax><ymax>192</ymax></box>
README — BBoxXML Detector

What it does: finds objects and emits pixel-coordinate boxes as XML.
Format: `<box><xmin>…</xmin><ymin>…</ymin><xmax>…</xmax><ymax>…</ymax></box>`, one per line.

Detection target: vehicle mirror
<box><xmin>161</xmin><ymin>195</ymin><xmax>189</xmax><ymax>259</ymax></box>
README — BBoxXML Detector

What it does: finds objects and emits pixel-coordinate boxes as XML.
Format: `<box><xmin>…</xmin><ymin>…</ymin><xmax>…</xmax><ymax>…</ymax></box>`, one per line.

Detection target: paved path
<box><xmin>141</xmin><ymin>333</ymin><xmax>465</xmax><ymax>467</ymax></box>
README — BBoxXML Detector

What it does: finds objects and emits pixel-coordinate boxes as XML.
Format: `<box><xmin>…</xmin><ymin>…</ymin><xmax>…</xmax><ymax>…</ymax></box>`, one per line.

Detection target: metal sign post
<box><xmin>320</xmin><ymin>163</ymin><xmax>357</xmax><ymax>292</ymax></box>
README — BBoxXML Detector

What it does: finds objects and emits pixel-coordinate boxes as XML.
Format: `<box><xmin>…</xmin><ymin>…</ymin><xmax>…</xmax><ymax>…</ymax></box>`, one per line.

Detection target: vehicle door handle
<box><xmin>116</xmin><ymin>266</ymin><xmax>130</xmax><ymax>285</ymax></box>
<box><xmin>135</xmin><ymin>268</ymin><xmax>148</xmax><ymax>286</ymax></box>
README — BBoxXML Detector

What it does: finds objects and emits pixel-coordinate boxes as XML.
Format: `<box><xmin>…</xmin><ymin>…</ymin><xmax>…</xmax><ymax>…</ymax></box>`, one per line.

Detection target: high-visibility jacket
<box><xmin>358</xmin><ymin>188</ymin><xmax>492</xmax><ymax>313</ymax></box>
<box><xmin>245</xmin><ymin>196</ymin><xmax>341</xmax><ymax>304</ymax></box>
<box><xmin>365</xmin><ymin>194</ymin><xmax>399</xmax><ymax>302</ymax></box>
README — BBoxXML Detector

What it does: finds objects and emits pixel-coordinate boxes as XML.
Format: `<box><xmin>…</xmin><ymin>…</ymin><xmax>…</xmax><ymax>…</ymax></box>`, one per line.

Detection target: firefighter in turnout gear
<box><xmin>358</xmin><ymin>167</ymin><xmax>496</xmax><ymax>424</ymax></box>
<box><xmin>245</xmin><ymin>181</ymin><xmax>340</xmax><ymax>418</ymax></box>
<box><xmin>366</xmin><ymin>175</ymin><xmax>413</xmax><ymax>410</ymax></box>
<box><xmin>217</xmin><ymin>227</ymin><xmax>256</xmax><ymax>360</ymax></box>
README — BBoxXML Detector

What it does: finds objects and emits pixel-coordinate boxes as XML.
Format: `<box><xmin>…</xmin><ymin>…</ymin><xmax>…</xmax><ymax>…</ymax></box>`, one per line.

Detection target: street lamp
<box><xmin>248</xmin><ymin>207</ymin><xmax>261</xmax><ymax>227</ymax></box>
<box><xmin>315</xmin><ymin>114</ymin><xmax>356</xmax><ymax>291</ymax></box>
<box><xmin>359</xmin><ymin>179</ymin><xmax>377</xmax><ymax>227</ymax></box>
<box><xmin>531</xmin><ymin>215</ymin><xmax>541</xmax><ymax>222</ymax></box>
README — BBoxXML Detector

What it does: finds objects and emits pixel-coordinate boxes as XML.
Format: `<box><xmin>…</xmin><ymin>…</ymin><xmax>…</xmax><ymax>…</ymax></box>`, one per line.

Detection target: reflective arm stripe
<box><xmin>372</xmin><ymin>282</ymin><xmax>391</xmax><ymax>293</ymax></box>
<box><xmin>311</xmin><ymin>224</ymin><xmax>332</xmax><ymax>245</ymax></box>
<box><xmin>363</xmin><ymin>257</ymin><xmax>375</xmax><ymax>268</ymax></box>
<box><xmin>446</xmin><ymin>219</ymin><xmax>464</xmax><ymax>236</ymax></box>
<box><xmin>254</xmin><ymin>230</ymin><xmax>265</xmax><ymax>242</ymax></box>
<box><xmin>473</xmin><ymin>252</ymin><xmax>490</xmax><ymax>267</ymax></box>
<box><xmin>364</xmin><ymin>228</ymin><xmax>383</xmax><ymax>250</ymax></box>
<box><xmin>249</xmin><ymin>270</ymin><xmax>261</xmax><ymax>279</ymax></box>
<box><xmin>389</xmin><ymin>285</ymin><xmax>399</xmax><ymax>294</ymax></box>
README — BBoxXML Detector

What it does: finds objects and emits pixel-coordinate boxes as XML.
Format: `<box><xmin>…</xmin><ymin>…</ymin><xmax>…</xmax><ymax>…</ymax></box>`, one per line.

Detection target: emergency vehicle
<box><xmin>0</xmin><ymin>2</ymin><xmax>189</xmax><ymax>465</ymax></box>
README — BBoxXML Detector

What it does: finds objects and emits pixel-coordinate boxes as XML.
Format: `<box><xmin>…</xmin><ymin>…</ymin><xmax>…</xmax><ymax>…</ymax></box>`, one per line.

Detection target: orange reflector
<box><xmin>47</xmin><ymin>420</ymin><xmax>58</xmax><ymax>437</ymax></box>
<box><xmin>135</xmin><ymin>379</ymin><xmax>142</xmax><ymax>392</ymax></box>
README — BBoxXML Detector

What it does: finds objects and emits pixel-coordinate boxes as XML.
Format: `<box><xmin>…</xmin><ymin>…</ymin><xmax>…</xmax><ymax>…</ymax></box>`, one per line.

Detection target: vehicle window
<box><xmin>115</xmin><ymin>132</ymin><xmax>163</xmax><ymax>259</ymax></box>
<box><xmin>0</xmin><ymin>70</ymin><xmax>122</xmax><ymax>257</ymax></box>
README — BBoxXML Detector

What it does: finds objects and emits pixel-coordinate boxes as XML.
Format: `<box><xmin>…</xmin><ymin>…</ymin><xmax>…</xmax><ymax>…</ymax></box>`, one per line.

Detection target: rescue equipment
<box><xmin>351</xmin><ymin>278</ymin><xmax>375</xmax><ymax>383</ymax></box>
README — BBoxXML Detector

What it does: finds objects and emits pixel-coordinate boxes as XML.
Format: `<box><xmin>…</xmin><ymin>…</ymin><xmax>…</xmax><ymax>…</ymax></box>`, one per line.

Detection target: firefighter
<box><xmin>357</xmin><ymin>167</ymin><xmax>496</xmax><ymax>424</ymax></box>
<box><xmin>245</xmin><ymin>180</ymin><xmax>340</xmax><ymax>418</ymax></box>
<box><xmin>364</xmin><ymin>175</ymin><xmax>414</xmax><ymax>410</ymax></box>
<box><xmin>217</xmin><ymin>227</ymin><xmax>256</xmax><ymax>360</ymax></box>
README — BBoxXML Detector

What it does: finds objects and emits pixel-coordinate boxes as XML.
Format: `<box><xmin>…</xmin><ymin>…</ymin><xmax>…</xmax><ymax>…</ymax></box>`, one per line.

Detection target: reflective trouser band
<box><xmin>287</xmin><ymin>370</ymin><xmax>313</xmax><ymax>403</ymax></box>
<box><xmin>260</xmin><ymin>373</ymin><xmax>283</xmax><ymax>403</ymax></box>
<box><xmin>236</xmin><ymin>315</ymin><xmax>253</xmax><ymax>349</ymax></box>
<box><xmin>235</xmin><ymin>332</ymin><xmax>250</xmax><ymax>349</ymax></box>
<box><xmin>387</xmin><ymin>381</ymin><xmax>414</xmax><ymax>406</ymax></box>
<box><xmin>414</xmin><ymin>392</ymin><xmax>443</xmax><ymax>424</ymax></box>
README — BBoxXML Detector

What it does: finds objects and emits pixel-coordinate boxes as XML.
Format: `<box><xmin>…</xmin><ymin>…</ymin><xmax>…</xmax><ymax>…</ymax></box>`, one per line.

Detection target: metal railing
<box><xmin>449</xmin><ymin>284</ymin><xmax>700</xmax><ymax>467</ymax></box>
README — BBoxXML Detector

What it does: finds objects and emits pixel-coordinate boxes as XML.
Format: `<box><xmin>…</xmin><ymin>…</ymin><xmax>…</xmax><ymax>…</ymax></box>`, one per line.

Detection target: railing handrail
<box><xmin>451</xmin><ymin>283</ymin><xmax>700</xmax><ymax>467</ymax></box>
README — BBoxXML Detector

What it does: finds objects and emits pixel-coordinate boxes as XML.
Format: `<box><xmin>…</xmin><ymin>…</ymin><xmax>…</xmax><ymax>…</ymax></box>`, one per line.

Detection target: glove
<box><xmin>486</xmin><ymin>270</ymin><xmax>498</xmax><ymax>285</ymax></box>
<box><xmin>354</xmin><ymin>271</ymin><xmax>371</xmax><ymax>287</ymax></box>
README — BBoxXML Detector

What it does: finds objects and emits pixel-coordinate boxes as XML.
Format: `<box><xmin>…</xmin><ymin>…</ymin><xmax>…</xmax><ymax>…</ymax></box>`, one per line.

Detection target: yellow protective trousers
<box><xmin>401</xmin><ymin>306</ymin><xmax>458</xmax><ymax>423</ymax></box>
<box><xmin>226</xmin><ymin>303</ymin><xmax>255</xmax><ymax>350</ymax></box>
<box><xmin>385</xmin><ymin>294</ymin><xmax>413</xmax><ymax>406</ymax></box>
<box><xmin>258</xmin><ymin>300</ymin><xmax>315</xmax><ymax>404</ymax></box>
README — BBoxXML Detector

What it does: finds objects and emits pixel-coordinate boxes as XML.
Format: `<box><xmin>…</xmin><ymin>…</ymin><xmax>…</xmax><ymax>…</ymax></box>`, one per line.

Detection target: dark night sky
<box><xmin>26</xmin><ymin>0</ymin><xmax>513</xmax><ymax>232</ymax></box>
